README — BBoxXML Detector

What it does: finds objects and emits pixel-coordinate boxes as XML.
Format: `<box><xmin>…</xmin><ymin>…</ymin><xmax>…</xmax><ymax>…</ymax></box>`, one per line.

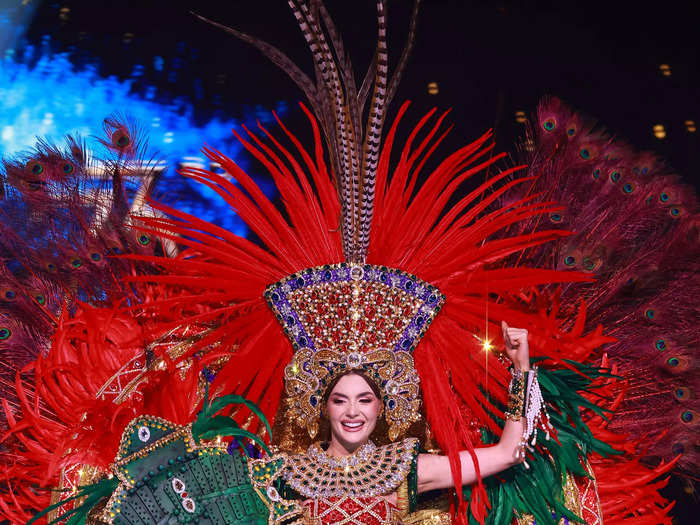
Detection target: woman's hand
<box><xmin>501</xmin><ymin>321</ymin><xmax>530</xmax><ymax>371</ymax></box>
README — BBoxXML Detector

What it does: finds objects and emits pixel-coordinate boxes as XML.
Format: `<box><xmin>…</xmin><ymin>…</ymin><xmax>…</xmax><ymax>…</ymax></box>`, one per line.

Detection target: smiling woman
<box><xmin>0</xmin><ymin>1</ymin><xmax>688</xmax><ymax>524</ymax></box>
<box><xmin>266</xmin><ymin>320</ymin><xmax>537</xmax><ymax>524</ymax></box>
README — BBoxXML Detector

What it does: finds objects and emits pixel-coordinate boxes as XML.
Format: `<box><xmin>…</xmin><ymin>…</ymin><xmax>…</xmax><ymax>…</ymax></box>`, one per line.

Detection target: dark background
<box><xmin>13</xmin><ymin>0</ymin><xmax>700</xmax><ymax>522</ymax></box>
<box><xmin>23</xmin><ymin>0</ymin><xmax>699</xmax><ymax>190</ymax></box>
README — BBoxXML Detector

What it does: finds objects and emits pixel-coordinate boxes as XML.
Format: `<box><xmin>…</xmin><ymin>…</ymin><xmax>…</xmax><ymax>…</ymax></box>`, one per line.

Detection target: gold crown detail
<box><xmin>265</xmin><ymin>263</ymin><xmax>445</xmax><ymax>440</ymax></box>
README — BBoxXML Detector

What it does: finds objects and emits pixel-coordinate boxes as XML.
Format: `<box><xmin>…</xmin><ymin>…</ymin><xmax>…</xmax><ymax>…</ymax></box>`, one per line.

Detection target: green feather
<box><xmin>28</xmin><ymin>477</ymin><xmax>118</xmax><ymax>525</ymax></box>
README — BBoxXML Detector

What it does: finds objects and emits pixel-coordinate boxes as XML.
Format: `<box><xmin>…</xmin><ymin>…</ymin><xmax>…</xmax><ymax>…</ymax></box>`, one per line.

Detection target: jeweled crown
<box><xmin>264</xmin><ymin>263</ymin><xmax>445</xmax><ymax>440</ymax></box>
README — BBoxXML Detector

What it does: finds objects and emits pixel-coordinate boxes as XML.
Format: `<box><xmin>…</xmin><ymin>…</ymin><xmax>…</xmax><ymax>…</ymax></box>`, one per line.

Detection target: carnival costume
<box><xmin>1</xmin><ymin>1</ymin><xmax>698</xmax><ymax>525</ymax></box>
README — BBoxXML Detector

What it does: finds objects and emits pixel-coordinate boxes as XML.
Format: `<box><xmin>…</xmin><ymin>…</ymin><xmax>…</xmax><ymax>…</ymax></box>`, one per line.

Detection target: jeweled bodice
<box><xmin>282</xmin><ymin>438</ymin><xmax>418</xmax><ymax>500</ymax></box>
<box><xmin>302</xmin><ymin>496</ymin><xmax>398</xmax><ymax>525</ymax></box>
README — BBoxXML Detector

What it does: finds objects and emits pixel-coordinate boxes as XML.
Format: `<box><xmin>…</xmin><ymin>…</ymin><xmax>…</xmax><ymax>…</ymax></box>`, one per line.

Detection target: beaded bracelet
<box><xmin>512</xmin><ymin>366</ymin><xmax>553</xmax><ymax>467</ymax></box>
<box><xmin>504</xmin><ymin>368</ymin><xmax>527</xmax><ymax>421</ymax></box>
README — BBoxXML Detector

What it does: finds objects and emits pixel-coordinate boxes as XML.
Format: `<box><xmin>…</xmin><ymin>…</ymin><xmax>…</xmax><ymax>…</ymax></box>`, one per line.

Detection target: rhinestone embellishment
<box><xmin>265</xmin><ymin>263</ymin><xmax>444</xmax><ymax>440</ymax></box>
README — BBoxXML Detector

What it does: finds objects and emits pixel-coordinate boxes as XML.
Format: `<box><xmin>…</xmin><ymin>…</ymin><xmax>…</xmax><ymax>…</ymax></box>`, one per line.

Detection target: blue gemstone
<box><xmin>388</xmin><ymin>399</ymin><xmax>396</xmax><ymax>409</ymax></box>
<box><xmin>298</xmin><ymin>336</ymin><xmax>308</xmax><ymax>347</ymax></box>
<box><xmin>401</xmin><ymin>339</ymin><xmax>411</xmax><ymax>349</ymax></box>
<box><xmin>286</xmin><ymin>316</ymin><xmax>295</xmax><ymax>325</ymax></box>
<box><xmin>405</xmin><ymin>280</ymin><xmax>414</xmax><ymax>290</ymax></box>
<box><xmin>323</xmin><ymin>270</ymin><xmax>332</xmax><ymax>280</ymax></box>
<box><xmin>296</xmin><ymin>277</ymin><xmax>305</xmax><ymax>287</ymax></box>
<box><xmin>415</xmin><ymin>316</ymin><xmax>425</xmax><ymax>327</ymax></box>
<box><xmin>310</xmin><ymin>396</ymin><xmax>318</xmax><ymax>406</ymax></box>
<box><xmin>271</xmin><ymin>292</ymin><xmax>280</xmax><ymax>302</ymax></box>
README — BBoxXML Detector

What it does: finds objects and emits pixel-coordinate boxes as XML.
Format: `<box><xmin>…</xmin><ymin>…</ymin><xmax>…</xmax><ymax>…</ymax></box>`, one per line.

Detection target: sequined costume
<box><xmin>1</xmin><ymin>1</ymin><xmax>695</xmax><ymax>525</ymax></box>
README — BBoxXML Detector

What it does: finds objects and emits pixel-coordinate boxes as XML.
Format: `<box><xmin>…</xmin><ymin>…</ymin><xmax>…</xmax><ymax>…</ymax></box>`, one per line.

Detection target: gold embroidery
<box><xmin>283</xmin><ymin>438</ymin><xmax>418</xmax><ymax>499</ymax></box>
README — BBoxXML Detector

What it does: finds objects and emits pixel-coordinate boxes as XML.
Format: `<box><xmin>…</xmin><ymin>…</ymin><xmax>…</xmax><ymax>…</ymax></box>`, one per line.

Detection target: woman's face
<box><xmin>326</xmin><ymin>373</ymin><xmax>381</xmax><ymax>452</ymax></box>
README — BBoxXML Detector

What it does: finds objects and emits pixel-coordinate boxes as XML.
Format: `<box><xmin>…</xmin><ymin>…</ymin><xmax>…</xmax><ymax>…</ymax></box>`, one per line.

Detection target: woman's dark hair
<box><xmin>321</xmin><ymin>370</ymin><xmax>382</xmax><ymax>406</ymax></box>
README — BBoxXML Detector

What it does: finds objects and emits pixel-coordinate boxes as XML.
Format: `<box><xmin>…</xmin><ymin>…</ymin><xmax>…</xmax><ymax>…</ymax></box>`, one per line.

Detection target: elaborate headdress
<box><xmin>266</xmin><ymin>263</ymin><xmax>444</xmax><ymax>439</ymax></box>
<box><xmin>201</xmin><ymin>1</ymin><xmax>436</xmax><ymax>441</ymax></box>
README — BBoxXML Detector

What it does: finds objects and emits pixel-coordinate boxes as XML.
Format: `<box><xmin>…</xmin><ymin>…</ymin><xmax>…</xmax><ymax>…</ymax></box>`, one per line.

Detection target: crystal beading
<box><xmin>265</xmin><ymin>263</ymin><xmax>445</xmax><ymax>440</ymax></box>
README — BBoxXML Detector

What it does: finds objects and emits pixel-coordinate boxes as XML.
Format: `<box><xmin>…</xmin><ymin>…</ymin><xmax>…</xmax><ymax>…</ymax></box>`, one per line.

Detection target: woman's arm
<box><xmin>417</xmin><ymin>322</ymin><xmax>530</xmax><ymax>493</ymax></box>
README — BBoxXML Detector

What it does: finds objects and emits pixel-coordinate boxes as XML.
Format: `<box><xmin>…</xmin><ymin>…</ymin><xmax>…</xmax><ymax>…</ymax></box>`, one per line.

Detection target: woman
<box><xmin>256</xmin><ymin>322</ymin><xmax>536</xmax><ymax>524</ymax></box>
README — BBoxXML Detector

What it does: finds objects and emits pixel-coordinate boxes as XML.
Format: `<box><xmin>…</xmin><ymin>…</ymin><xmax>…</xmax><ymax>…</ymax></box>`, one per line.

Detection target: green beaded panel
<box><xmin>108</xmin><ymin>437</ymin><xmax>268</xmax><ymax>524</ymax></box>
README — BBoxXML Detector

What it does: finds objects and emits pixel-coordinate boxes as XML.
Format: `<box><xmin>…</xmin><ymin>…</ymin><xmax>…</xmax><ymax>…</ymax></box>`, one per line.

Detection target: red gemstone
<box><xmin>181</xmin><ymin>491</ymin><xmax>187</xmax><ymax>498</ymax></box>
<box><xmin>365</xmin><ymin>306</ymin><xmax>376</xmax><ymax>319</ymax></box>
<box><xmin>402</xmin><ymin>306</ymin><xmax>412</xmax><ymax>317</ymax></box>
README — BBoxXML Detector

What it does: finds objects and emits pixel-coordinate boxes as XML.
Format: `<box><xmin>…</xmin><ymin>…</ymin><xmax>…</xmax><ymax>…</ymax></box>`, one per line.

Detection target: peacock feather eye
<box><xmin>542</xmin><ymin>117</ymin><xmax>556</xmax><ymax>131</ymax></box>
<box><xmin>592</xmin><ymin>168</ymin><xmax>600</xmax><ymax>180</ymax></box>
<box><xmin>582</xmin><ymin>257</ymin><xmax>599</xmax><ymax>271</ymax></box>
<box><xmin>71</xmin><ymin>258</ymin><xmax>83</xmax><ymax>269</ymax></box>
<box><xmin>549</xmin><ymin>212</ymin><xmax>563</xmax><ymax>223</ymax></box>
<box><xmin>667</xmin><ymin>357</ymin><xmax>679</xmax><ymax>367</ymax></box>
<box><xmin>659</xmin><ymin>192</ymin><xmax>670</xmax><ymax>203</ymax></box>
<box><xmin>62</xmin><ymin>162</ymin><xmax>75</xmax><ymax>175</ymax></box>
<box><xmin>644</xmin><ymin>308</ymin><xmax>655</xmax><ymax>320</ymax></box>
<box><xmin>27</xmin><ymin>161</ymin><xmax>44</xmax><ymax>175</ymax></box>
<box><xmin>112</xmin><ymin>130</ymin><xmax>131</xmax><ymax>149</ymax></box>
<box><xmin>674</xmin><ymin>387</ymin><xmax>689</xmax><ymax>400</ymax></box>
<box><xmin>138</xmin><ymin>234</ymin><xmax>151</xmax><ymax>246</ymax></box>
<box><xmin>609</xmin><ymin>170</ymin><xmax>621</xmax><ymax>183</ymax></box>
<box><xmin>35</xmin><ymin>294</ymin><xmax>46</xmax><ymax>305</ymax></box>
<box><xmin>90</xmin><ymin>252</ymin><xmax>102</xmax><ymax>262</ymax></box>
<box><xmin>680</xmin><ymin>410</ymin><xmax>693</xmax><ymax>423</ymax></box>
<box><xmin>4</xmin><ymin>290</ymin><xmax>16</xmax><ymax>300</ymax></box>
<box><xmin>566</xmin><ymin>126</ymin><xmax>576</xmax><ymax>136</ymax></box>
<box><xmin>0</xmin><ymin>328</ymin><xmax>11</xmax><ymax>340</ymax></box>
<box><xmin>563</xmin><ymin>255</ymin><xmax>576</xmax><ymax>266</ymax></box>
<box><xmin>669</xmin><ymin>206</ymin><xmax>682</xmax><ymax>218</ymax></box>
<box><xmin>622</xmin><ymin>182</ymin><xmax>635</xmax><ymax>194</ymax></box>
<box><xmin>579</xmin><ymin>148</ymin><xmax>590</xmax><ymax>160</ymax></box>
<box><xmin>655</xmin><ymin>339</ymin><xmax>666</xmax><ymax>351</ymax></box>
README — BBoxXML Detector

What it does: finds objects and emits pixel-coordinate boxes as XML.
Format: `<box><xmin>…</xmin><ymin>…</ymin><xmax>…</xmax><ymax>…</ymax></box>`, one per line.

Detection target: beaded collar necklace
<box><xmin>283</xmin><ymin>438</ymin><xmax>419</xmax><ymax>499</ymax></box>
<box><xmin>307</xmin><ymin>441</ymin><xmax>377</xmax><ymax>470</ymax></box>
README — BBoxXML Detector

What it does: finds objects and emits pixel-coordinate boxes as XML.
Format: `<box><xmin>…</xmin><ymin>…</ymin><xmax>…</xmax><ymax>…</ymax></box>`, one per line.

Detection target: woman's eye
<box><xmin>332</xmin><ymin>399</ymin><xmax>345</xmax><ymax>404</ymax></box>
<box><xmin>359</xmin><ymin>398</ymin><xmax>373</xmax><ymax>404</ymax></box>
